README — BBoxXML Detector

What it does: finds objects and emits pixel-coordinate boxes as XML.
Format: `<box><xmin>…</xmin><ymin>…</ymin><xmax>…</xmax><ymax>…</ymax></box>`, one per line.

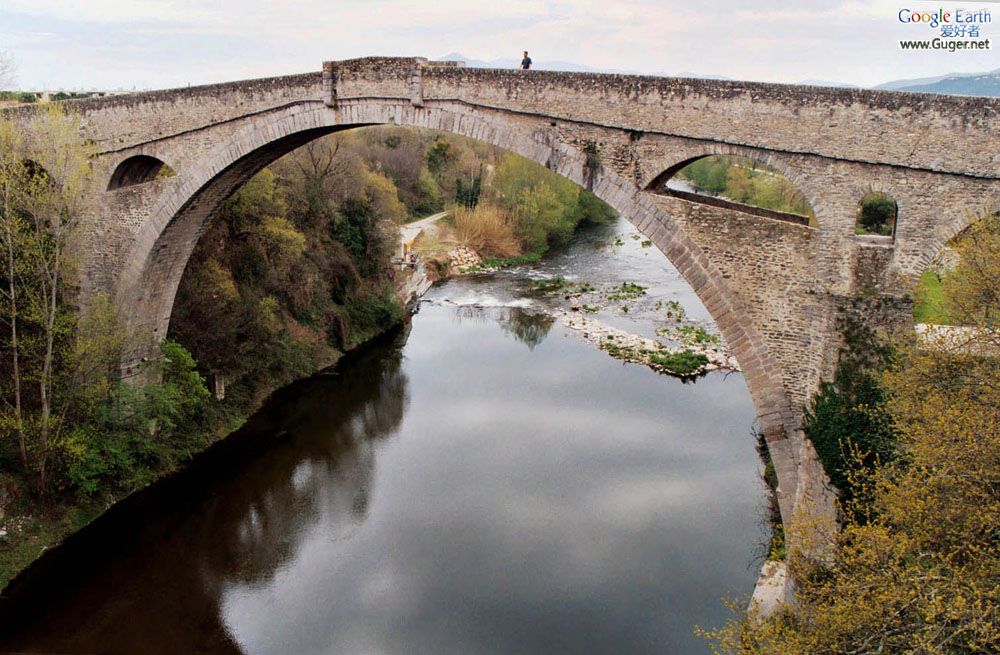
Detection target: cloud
<box><xmin>1</xmin><ymin>0</ymin><xmax>997</xmax><ymax>89</ymax></box>
<box><xmin>0</xmin><ymin>0</ymin><xmax>219</xmax><ymax>24</ymax></box>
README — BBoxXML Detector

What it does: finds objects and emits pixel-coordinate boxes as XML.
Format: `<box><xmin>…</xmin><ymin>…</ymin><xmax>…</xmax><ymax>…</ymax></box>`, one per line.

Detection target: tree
<box><xmin>702</xmin><ymin>212</ymin><xmax>1000</xmax><ymax>655</ymax></box>
<box><xmin>0</xmin><ymin>50</ymin><xmax>14</xmax><ymax>89</ymax></box>
<box><xmin>426</xmin><ymin>137</ymin><xmax>452</xmax><ymax>173</ymax></box>
<box><xmin>724</xmin><ymin>164</ymin><xmax>754</xmax><ymax>204</ymax></box>
<box><xmin>512</xmin><ymin>181</ymin><xmax>564</xmax><ymax>253</ymax></box>
<box><xmin>0</xmin><ymin>106</ymin><xmax>95</xmax><ymax>491</ymax></box>
<box><xmin>277</xmin><ymin>139</ymin><xmax>348</xmax><ymax>230</ymax></box>
<box><xmin>680</xmin><ymin>156</ymin><xmax>729</xmax><ymax>194</ymax></box>
<box><xmin>938</xmin><ymin>215</ymin><xmax>1000</xmax><ymax>337</ymax></box>
<box><xmin>857</xmin><ymin>194</ymin><xmax>897</xmax><ymax>236</ymax></box>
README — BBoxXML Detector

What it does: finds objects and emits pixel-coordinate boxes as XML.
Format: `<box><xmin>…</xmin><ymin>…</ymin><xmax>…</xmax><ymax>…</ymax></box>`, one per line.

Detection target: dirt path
<box><xmin>399</xmin><ymin>211</ymin><xmax>449</xmax><ymax>255</ymax></box>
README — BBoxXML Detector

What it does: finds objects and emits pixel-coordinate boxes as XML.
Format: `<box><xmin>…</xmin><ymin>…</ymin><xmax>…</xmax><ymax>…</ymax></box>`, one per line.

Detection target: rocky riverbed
<box><xmin>411</xmin><ymin>217</ymin><xmax>740</xmax><ymax>378</ymax></box>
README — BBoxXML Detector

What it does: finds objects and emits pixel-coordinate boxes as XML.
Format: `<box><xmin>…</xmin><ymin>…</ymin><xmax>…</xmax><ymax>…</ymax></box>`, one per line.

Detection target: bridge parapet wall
<box><xmin>1</xmin><ymin>73</ymin><xmax>325</xmax><ymax>153</ymax></box>
<box><xmin>327</xmin><ymin>57</ymin><xmax>999</xmax><ymax>178</ymax></box>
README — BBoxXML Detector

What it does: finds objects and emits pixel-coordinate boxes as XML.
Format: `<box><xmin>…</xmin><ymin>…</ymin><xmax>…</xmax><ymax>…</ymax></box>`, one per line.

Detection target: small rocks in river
<box><xmin>553</xmin><ymin>310</ymin><xmax>741</xmax><ymax>376</ymax></box>
<box><xmin>448</xmin><ymin>246</ymin><xmax>483</xmax><ymax>273</ymax></box>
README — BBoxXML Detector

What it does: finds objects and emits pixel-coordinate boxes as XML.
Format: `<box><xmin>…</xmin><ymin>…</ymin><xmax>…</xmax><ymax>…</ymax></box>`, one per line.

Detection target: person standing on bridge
<box><xmin>520</xmin><ymin>51</ymin><xmax>532</xmax><ymax>70</ymax></box>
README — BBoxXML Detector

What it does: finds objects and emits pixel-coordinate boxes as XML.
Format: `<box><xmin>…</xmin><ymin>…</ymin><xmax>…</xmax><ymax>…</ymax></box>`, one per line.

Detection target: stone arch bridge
<box><xmin>6</xmin><ymin>57</ymin><xmax>999</xmax><ymax>540</ymax></box>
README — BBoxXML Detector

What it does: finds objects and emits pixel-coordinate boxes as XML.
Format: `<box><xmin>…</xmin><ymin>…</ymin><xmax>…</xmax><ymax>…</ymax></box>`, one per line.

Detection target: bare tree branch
<box><xmin>0</xmin><ymin>50</ymin><xmax>16</xmax><ymax>89</ymax></box>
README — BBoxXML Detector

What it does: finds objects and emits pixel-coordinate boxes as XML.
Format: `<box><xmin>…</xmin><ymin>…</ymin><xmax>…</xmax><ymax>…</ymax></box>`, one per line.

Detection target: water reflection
<box><xmin>0</xmin><ymin>330</ymin><xmax>410</xmax><ymax>654</ymax></box>
<box><xmin>451</xmin><ymin>304</ymin><xmax>556</xmax><ymax>350</ymax></box>
<box><xmin>1</xmin><ymin>221</ymin><xmax>763</xmax><ymax>655</ymax></box>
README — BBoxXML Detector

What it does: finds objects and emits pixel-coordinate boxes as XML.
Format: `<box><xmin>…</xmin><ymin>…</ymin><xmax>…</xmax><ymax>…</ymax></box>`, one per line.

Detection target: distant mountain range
<box><xmin>874</xmin><ymin>68</ymin><xmax>1000</xmax><ymax>96</ymax></box>
<box><xmin>435</xmin><ymin>53</ymin><xmax>1000</xmax><ymax>97</ymax></box>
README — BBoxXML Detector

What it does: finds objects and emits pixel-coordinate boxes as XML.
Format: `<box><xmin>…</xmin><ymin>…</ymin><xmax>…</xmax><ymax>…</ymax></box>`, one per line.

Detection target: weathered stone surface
<box><xmin>749</xmin><ymin>561</ymin><xmax>794</xmax><ymax>618</ymax></box>
<box><xmin>5</xmin><ymin>57</ymin><xmax>998</xmax><ymax>562</ymax></box>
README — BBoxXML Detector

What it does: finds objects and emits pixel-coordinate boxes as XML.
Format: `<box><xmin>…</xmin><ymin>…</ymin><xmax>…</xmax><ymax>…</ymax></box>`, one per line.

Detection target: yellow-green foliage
<box><xmin>322</xmin><ymin>127</ymin><xmax>616</xmax><ymax>254</ymax></box>
<box><xmin>356</xmin><ymin>167</ymin><xmax>408</xmax><ymax>226</ymax></box>
<box><xmin>453</xmin><ymin>202</ymin><xmax>521</xmax><ymax>258</ymax></box>
<box><xmin>258</xmin><ymin>215</ymin><xmax>307</xmax><ymax>263</ymax></box>
<box><xmin>702</xmin><ymin>213</ymin><xmax>1000</xmax><ymax>655</ymax></box>
<box><xmin>913</xmin><ymin>268</ymin><xmax>950</xmax><ymax>324</ymax></box>
<box><xmin>0</xmin><ymin>109</ymin><xmax>221</xmax><ymax>510</ymax></box>
<box><xmin>938</xmin><ymin>216</ymin><xmax>1000</xmax><ymax>330</ymax></box>
<box><xmin>491</xmin><ymin>152</ymin><xmax>614</xmax><ymax>254</ymax></box>
<box><xmin>913</xmin><ymin>217</ymin><xmax>1000</xmax><ymax>327</ymax></box>
<box><xmin>171</xmin><ymin>153</ymin><xmax>404</xmax><ymax>411</ymax></box>
<box><xmin>0</xmin><ymin>107</ymin><xmax>97</xmax><ymax>492</ymax></box>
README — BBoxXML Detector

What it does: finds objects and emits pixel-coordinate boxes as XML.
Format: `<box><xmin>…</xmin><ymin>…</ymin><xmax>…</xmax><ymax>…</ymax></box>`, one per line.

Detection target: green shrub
<box><xmin>802</xmin><ymin>319</ymin><xmax>896</xmax><ymax>506</ymax></box>
<box><xmin>65</xmin><ymin>340</ymin><xmax>213</xmax><ymax>499</ymax></box>
<box><xmin>680</xmin><ymin>156</ymin><xmax>729</xmax><ymax>194</ymax></box>
<box><xmin>857</xmin><ymin>194</ymin><xmax>897</xmax><ymax>236</ymax></box>
<box><xmin>345</xmin><ymin>287</ymin><xmax>403</xmax><ymax>347</ymax></box>
<box><xmin>648</xmin><ymin>350</ymin><xmax>708</xmax><ymax>376</ymax></box>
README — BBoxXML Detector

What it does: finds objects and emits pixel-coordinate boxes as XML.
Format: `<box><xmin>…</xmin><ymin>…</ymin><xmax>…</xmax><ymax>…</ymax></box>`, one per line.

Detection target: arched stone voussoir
<box><xmin>109</xmin><ymin>96</ymin><xmax>805</xmax><ymax>529</ymax></box>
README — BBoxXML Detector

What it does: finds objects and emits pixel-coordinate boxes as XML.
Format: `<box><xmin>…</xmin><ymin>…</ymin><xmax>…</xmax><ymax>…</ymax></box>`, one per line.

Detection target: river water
<box><xmin>0</xmin><ymin>218</ymin><xmax>764</xmax><ymax>655</ymax></box>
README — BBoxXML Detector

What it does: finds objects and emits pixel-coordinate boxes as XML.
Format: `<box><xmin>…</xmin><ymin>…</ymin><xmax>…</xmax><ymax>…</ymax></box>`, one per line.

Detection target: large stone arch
<box><xmin>114</xmin><ymin>98</ymin><xmax>822</xmax><ymax>527</ymax></box>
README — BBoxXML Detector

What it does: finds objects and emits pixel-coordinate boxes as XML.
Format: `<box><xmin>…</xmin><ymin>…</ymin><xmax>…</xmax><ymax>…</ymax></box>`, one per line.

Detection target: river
<box><xmin>0</xmin><ymin>217</ymin><xmax>765</xmax><ymax>655</ymax></box>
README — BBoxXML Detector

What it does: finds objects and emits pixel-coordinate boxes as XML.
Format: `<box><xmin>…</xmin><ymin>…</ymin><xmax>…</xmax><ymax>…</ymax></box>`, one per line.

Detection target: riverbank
<box><xmin>1</xmin><ymin>211</ymin><xmax>609</xmax><ymax>589</ymax></box>
<box><xmin>0</xmin><ymin>306</ymin><xmax>412</xmax><ymax>590</ymax></box>
<box><xmin>0</xmin><ymin>250</ymin><xmax>763</xmax><ymax>655</ymax></box>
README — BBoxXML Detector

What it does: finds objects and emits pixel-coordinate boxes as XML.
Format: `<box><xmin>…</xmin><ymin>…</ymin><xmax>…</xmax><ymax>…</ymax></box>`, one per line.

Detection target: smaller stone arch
<box><xmin>107</xmin><ymin>154</ymin><xmax>176</xmax><ymax>191</ymax></box>
<box><xmin>645</xmin><ymin>152</ymin><xmax>818</xmax><ymax>227</ymax></box>
<box><xmin>855</xmin><ymin>190</ymin><xmax>898</xmax><ymax>241</ymax></box>
<box><xmin>916</xmin><ymin>191</ymin><xmax>1000</xmax><ymax>278</ymax></box>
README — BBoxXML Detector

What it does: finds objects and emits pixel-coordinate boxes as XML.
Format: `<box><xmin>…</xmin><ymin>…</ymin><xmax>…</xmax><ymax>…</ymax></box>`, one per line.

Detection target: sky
<box><xmin>0</xmin><ymin>0</ymin><xmax>997</xmax><ymax>90</ymax></box>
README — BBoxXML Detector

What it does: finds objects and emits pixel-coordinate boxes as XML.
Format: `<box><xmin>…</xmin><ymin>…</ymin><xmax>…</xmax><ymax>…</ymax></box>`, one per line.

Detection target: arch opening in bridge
<box><xmin>855</xmin><ymin>191</ymin><xmax>897</xmax><ymax>241</ymax></box>
<box><xmin>646</xmin><ymin>154</ymin><xmax>817</xmax><ymax>228</ymax></box>
<box><xmin>115</xmin><ymin>104</ymin><xmax>804</xmax><ymax>529</ymax></box>
<box><xmin>107</xmin><ymin>155</ymin><xmax>176</xmax><ymax>191</ymax></box>
<box><xmin>912</xmin><ymin>210</ymin><xmax>999</xmax><ymax>326</ymax></box>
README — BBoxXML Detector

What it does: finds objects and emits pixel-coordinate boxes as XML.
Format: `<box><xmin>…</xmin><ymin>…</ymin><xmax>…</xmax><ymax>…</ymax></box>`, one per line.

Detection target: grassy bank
<box><xmin>913</xmin><ymin>268</ymin><xmax>950</xmax><ymax>324</ymax></box>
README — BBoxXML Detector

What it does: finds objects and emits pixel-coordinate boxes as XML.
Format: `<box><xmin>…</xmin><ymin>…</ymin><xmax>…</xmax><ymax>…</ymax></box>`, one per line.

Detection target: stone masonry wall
<box><xmin>415</xmin><ymin>64</ymin><xmax>999</xmax><ymax>178</ymax></box>
<box><xmin>7</xmin><ymin>57</ymin><xmax>999</xmax><ymax>549</ymax></box>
